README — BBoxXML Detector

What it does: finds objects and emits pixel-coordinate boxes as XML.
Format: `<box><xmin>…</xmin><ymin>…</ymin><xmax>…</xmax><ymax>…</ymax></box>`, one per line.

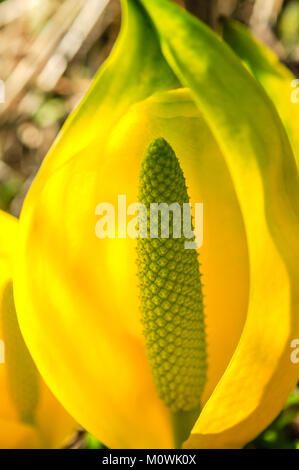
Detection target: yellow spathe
<box><xmin>13</xmin><ymin>0</ymin><xmax>299</xmax><ymax>449</ymax></box>
<box><xmin>0</xmin><ymin>210</ymin><xmax>76</xmax><ymax>449</ymax></box>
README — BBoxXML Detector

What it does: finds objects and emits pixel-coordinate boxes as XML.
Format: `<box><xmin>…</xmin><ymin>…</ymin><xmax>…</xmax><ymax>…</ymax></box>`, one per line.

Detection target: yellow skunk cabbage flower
<box><xmin>0</xmin><ymin>210</ymin><xmax>75</xmax><ymax>448</ymax></box>
<box><xmin>14</xmin><ymin>0</ymin><xmax>299</xmax><ymax>449</ymax></box>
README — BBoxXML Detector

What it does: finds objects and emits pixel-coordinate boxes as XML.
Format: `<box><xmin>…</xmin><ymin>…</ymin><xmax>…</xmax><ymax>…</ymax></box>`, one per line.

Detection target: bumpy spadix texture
<box><xmin>137</xmin><ymin>138</ymin><xmax>206</xmax><ymax>413</ymax></box>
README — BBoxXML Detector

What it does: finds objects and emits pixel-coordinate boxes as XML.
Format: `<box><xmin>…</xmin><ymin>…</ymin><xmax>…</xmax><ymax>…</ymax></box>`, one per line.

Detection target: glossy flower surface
<box><xmin>14</xmin><ymin>0</ymin><xmax>299</xmax><ymax>448</ymax></box>
<box><xmin>0</xmin><ymin>210</ymin><xmax>75</xmax><ymax>448</ymax></box>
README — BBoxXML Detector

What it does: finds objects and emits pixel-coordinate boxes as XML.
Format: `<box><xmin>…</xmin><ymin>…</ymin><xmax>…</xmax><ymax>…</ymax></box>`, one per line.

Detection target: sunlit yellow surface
<box><xmin>0</xmin><ymin>210</ymin><xmax>76</xmax><ymax>449</ymax></box>
<box><xmin>13</xmin><ymin>0</ymin><xmax>299</xmax><ymax>448</ymax></box>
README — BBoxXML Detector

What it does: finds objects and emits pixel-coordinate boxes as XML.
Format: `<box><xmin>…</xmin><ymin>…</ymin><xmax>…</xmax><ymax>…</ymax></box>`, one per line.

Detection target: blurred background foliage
<box><xmin>0</xmin><ymin>0</ymin><xmax>298</xmax><ymax>449</ymax></box>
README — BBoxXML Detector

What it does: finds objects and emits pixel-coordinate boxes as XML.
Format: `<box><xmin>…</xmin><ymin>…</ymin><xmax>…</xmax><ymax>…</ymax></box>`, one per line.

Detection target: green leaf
<box><xmin>222</xmin><ymin>18</ymin><xmax>299</xmax><ymax>168</ymax></box>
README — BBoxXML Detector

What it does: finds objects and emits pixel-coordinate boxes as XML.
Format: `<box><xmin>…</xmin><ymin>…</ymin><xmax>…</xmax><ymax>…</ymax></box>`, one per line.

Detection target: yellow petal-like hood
<box><xmin>0</xmin><ymin>210</ymin><xmax>76</xmax><ymax>448</ymax></box>
<box><xmin>13</xmin><ymin>0</ymin><xmax>299</xmax><ymax>449</ymax></box>
<box><xmin>14</xmin><ymin>89</ymin><xmax>249</xmax><ymax>448</ymax></box>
